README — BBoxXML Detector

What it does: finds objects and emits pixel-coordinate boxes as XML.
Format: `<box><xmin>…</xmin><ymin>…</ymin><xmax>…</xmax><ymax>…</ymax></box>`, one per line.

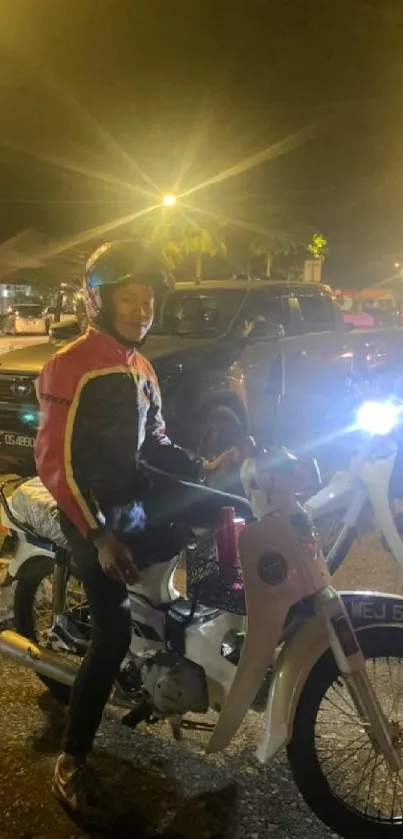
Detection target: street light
<box><xmin>162</xmin><ymin>194</ymin><xmax>177</xmax><ymax>207</ymax></box>
<box><xmin>395</xmin><ymin>262</ymin><xmax>401</xmax><ymax>269</ymax></box>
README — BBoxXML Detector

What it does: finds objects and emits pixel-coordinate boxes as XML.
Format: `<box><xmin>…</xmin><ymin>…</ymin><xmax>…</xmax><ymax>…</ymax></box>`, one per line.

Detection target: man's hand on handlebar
<box><xmin>201</xmin><ymin>437</ymin><xmax>257</xmax><ymax>486</ymax></box>
<box><xmin>201</xmin><ymin>449</ymin><xmax>237</xmax><ymax>474</ymax></box>
<box><xmin>94</xmin><ymin>532</ymin><xmax>140</xmax><ymax>585</ymax></box>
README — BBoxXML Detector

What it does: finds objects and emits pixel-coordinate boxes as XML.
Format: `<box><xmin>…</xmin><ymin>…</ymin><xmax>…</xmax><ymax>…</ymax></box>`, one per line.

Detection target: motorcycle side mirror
<box><xmin>244</xmin><ymin>318</ymin><xmax>285</xmax><ymax>343</ymax></box>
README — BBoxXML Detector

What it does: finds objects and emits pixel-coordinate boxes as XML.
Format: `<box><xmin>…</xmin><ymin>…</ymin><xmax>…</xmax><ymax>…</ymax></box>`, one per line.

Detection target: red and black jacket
<box><xmin>35</xmin><ymin>327</ymin><xmax>201</xmax><ymax>539</ymax></box>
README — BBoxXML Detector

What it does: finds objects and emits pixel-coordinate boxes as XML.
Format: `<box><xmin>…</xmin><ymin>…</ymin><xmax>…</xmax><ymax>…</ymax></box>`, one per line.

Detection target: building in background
<box><xmin>0</xmin><ymin>229</ymin><xmax>87</xmax><ymax>314</ymax></box>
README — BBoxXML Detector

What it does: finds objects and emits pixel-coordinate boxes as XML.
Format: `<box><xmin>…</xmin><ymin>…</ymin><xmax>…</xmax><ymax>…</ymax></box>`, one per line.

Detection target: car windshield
<box><xmin>15</xmin><ymin>305</ymin><xmax>43</xmax><ymax>318</ymax></box>
<box><xmin>153</xmin><ymin>289</ymin><xmax>245</xmax><ymax>337</ymax></box>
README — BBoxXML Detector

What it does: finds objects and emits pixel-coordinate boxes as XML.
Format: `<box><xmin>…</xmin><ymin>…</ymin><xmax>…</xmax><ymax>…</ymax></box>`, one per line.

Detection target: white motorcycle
<box><xmin>306</xmin><ymin>398</ymin><xmax>403</xmax><ymax>574</ymax></box>
<box><xmin>2</xmin><ymin>458</ymin><xmax>403</xmax><ymax>836</ymax></box>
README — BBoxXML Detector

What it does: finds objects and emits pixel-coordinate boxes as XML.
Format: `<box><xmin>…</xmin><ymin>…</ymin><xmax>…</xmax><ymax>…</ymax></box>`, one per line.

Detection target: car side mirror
<box><xmin>246</xmin><ymin>318</ymin><xmax>285</xmax><ymax>343</ymax></box>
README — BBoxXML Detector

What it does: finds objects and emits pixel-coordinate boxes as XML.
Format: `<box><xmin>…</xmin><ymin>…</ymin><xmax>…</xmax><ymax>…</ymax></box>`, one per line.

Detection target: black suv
<box><xmin>0</xmin><ymin>278</ymin><xmax>398</xmax><ymax>476</ymax></box>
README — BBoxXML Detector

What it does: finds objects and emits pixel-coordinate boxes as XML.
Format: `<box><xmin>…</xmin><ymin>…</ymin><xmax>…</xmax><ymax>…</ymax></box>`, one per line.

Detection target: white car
<box><xmin>3</xmin><ymin>304</ymin><xmax>47</xmax><ymax>335</ymax></box>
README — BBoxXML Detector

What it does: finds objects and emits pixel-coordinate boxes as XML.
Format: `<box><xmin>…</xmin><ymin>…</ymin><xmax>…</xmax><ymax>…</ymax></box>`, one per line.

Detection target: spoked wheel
<box><xmin>14</xmin><ymin>563</ymin><xmax>89</xmax><ymax>704</ymax></box>
<box><xmin>288</xmin><ymin>626</ymin><xmax>403</xmax><ymax>838</ymax></box>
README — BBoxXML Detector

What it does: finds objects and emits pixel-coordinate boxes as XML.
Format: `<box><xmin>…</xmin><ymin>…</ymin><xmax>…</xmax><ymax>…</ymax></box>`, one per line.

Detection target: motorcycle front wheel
<box><xmin>288</xmin><ymin>625</ymin><xmax>403</xmax><ymax>838</ymax></box>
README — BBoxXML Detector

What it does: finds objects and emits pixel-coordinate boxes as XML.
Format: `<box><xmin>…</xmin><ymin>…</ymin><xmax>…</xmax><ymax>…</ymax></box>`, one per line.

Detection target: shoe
<box><xmin>52</xmin><ymin>755</ymin><xmax>112</xmax><ymax>825</ymax></box>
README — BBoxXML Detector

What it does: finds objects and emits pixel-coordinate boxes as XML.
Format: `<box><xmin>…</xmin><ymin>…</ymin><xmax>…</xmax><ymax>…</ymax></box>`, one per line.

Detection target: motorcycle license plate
<box><xmin>0</xmin><ymin>431</ymin><xmax>35</xmax><ymax>449</ymax></box>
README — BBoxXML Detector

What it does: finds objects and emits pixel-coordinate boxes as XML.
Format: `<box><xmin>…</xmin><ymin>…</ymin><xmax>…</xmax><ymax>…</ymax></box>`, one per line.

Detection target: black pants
<box><xmin>61</xmin><ymin>479</ymin><xmax>251</xmax><ymax>756</ymax></box>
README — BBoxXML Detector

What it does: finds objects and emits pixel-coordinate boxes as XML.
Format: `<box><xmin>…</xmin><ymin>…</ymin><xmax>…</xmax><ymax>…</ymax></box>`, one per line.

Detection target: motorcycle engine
<box><xmin>140</xmin><ymin>650</ymin><xmax>208</xmax><ymax>716</ymax></box>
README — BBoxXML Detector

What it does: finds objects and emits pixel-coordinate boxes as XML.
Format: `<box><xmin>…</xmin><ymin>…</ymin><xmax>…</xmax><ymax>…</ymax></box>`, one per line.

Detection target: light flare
<box><xmin>178</xmin><ymin>122</ymin><xmax>319</xmax><ymax>199</ymax></box>
<box><xmin>182</xmin><ymin>202</ymin><xmax>307</xmax><ymax>245</ymax></box>
<box><xmin>162</xmin><ymin>194</ymin><xmax>177</xmax><ymax>207</ymax></box>
<box><xmin>21</xmin><ymin>203</ymin><xmax>161</xmax><ymax>265</ymax></box>
<box><xmin>0</xmin><ymin>138</ymin><xmax>155</xmax><ymax>200</ymax></box>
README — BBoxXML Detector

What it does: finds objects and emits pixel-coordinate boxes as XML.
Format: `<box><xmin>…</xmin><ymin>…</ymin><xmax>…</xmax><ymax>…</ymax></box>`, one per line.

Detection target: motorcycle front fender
<box><xmin>7</xmin><ymin>542</ymin><xmax>55</xmax><ymax>581</ymax></box>
<box><xmin>206</xmin><ymin>514</ymin><xmax>329</xmax><ymax>755</ymax></box>
<box><xmin>255</xmin><ymin>611</ymin><xmax>327</xmax><ymax>763</ymax></box>
<box><xmin>255</xmin><ymin>590</ymin><xmax>403</xmax><ymax>764</ymax></box>
<box><xmin>206</xmin><ymin>596</ymin><xmax>290</xmax><ymax>755</ymax></box>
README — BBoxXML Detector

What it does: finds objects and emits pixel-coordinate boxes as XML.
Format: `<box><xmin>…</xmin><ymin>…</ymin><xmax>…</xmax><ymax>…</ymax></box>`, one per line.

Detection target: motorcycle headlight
<box><xmin>357</xmin><ymin>400</ymin><xmax>402</xmax><ymax>435</ymax></box>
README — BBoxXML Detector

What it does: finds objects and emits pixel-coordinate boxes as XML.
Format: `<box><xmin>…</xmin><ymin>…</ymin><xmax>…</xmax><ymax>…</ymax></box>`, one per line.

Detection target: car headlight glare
<box><xmin>357</xmin><ymin>400</ymin><xmax>401</xmax><ymax>435</ymax></box>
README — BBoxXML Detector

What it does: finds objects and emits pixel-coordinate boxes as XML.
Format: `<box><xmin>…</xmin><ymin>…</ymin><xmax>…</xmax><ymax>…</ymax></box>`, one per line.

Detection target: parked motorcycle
<box><xmin>306</xmin><ymin>397</ymin><xmax>403</xmax><ymax>574</ymax></box>
<box><xmin>2</xmin><ymin>456</ymin><xmax>403</xmax><ymax>836</ymax></box>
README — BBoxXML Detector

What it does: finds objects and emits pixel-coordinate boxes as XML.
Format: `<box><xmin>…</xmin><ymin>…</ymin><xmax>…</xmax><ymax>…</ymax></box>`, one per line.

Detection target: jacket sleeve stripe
<box><xmin>63</xmin><ymin>366</ymin><xmax>130</xmax><ymax>530</ymax></box>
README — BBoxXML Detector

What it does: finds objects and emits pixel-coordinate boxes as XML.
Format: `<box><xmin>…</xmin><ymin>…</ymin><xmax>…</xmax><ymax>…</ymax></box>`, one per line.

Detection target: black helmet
<box><xmin>83</xmin><ymin>239</ymin><xmax>174</xmax><ymax>325</ymax></box>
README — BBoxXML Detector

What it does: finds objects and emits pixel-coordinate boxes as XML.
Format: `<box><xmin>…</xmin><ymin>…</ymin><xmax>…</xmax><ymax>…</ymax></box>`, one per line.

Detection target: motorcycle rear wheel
<box><xmin>288</xmin><ymin>625</ymin><xmax>403</xmax><ymax>838</ymax></box>
<box><xmin>13</xmin><ymin>563</ymin><xmax>87</xmax><ymax>705</ymax></box>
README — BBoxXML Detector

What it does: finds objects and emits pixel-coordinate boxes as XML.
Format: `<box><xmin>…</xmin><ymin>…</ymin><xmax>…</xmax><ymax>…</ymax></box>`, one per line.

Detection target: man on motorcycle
<box><xmin>35</xmin><ymin>239</ymin><xmax>251</xmax><ymax>822</ymax></box>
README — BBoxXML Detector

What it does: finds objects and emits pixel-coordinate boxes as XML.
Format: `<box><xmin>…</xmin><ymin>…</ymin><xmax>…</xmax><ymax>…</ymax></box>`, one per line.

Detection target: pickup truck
<box><xmin>0</xmin><ymin>278</ymin><xmax>401</xmax><ymax>477</ymax></box>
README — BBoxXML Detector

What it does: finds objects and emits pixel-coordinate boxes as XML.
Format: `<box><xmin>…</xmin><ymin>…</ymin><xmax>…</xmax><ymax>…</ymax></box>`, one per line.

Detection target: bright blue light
<box><xmin>357</xmin><ymin>401</ymin><xmax>401</xmax><ymax>435</ymax></box>
<box><xmin>21</xmin><ymin>412</ymin><xmax>37</xmax><ymax>424</ymax></box>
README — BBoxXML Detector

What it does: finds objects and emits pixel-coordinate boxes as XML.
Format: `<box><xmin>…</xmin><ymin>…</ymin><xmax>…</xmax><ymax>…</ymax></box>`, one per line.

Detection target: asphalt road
<box><xmin>1</xmin><ymin>533</ymin><xmax>403</xmax><ymax>839</ymax></box>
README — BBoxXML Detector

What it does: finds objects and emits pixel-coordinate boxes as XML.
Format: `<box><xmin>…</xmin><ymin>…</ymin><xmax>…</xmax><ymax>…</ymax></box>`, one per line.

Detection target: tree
<box><xmin>271</xmin><ymin>242</ymin><xmax>312</xmax><ymax>281</ymax></box>
<box><xmin>308</xmin><ymin>231</ymin><xmax>328</xmax><ymax>261</ymax></box>
<box><xmin>248</xmin><ymin>217</ymin><xmax>313</xmax><ymax>279</ymax></box>
<box><xmin>249</xmin><ymin>232</ymin><xmax>297</xmax><ymax>278</ymax></box>
<box><xmin>138</xmin><ymin>211</ymin><xmax>227</xmax><ymax>279</ymax></box>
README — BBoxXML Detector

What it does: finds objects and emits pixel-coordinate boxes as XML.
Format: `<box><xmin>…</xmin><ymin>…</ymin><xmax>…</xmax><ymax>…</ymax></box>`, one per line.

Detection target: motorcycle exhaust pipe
<box><xmin>0</xmin><ymin>629</ymin><xmax>78</xmax><ymax>686</ymax></box>
<box><xmin>0</xmin><ymin>630</ymin><xmax>135</xmax><ymax>710</ymax></box>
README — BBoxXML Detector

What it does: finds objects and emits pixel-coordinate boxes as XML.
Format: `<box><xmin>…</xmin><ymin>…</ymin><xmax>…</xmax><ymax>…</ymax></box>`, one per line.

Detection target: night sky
<box><xmin>0</xmin><ymin>0</ymin><xmax>402</xmax><ymax>285</ymax></box>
